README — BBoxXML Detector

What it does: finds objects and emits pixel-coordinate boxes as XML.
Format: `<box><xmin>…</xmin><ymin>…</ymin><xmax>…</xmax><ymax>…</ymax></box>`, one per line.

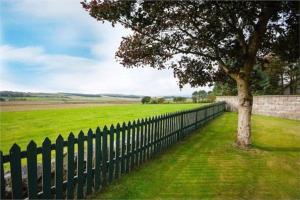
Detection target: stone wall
<box><xmin>216</xmin><ymin>95</ymin><xmax>300</xmax><ymax>120</ymax></box>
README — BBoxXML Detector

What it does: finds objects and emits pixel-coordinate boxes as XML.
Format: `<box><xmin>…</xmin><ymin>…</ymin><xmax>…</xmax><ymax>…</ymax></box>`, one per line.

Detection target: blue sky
<box><xmin>0</xmin><ymin>0</ymin><xmax>206</xmax><ymax>96</ymax></box>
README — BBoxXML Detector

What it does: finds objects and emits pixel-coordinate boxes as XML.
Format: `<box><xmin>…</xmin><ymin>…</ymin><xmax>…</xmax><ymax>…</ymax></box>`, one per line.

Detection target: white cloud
<box><xmin>0</xmin><ymin>44</ymin><xmax>203</xmax><ymax>96</ymax></box>
<box><xmin>1</xmin><ymin>0</ymin><xmax>210</xmax><ymax>96</ymax></box>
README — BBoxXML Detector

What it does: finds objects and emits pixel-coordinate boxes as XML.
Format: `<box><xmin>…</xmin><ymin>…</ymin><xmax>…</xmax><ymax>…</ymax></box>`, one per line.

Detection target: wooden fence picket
<box><xmin>131</xmin><ymin>121</ymin><xmax>136</xmax><ymax>169</ymax></box>
<box><xmin>102</xmin><ymin>126</ymin><xmax>108</xmax><ymax>187</ymax></box>
<box><xmin>67</xmin><ymin>133</ymin><xmax>75</xmax><ymax>199</ymax></box>
<box><xmin>140</xmin><ymin>119</ymin><xmax>144</xmax><ymax>164</ymax></box>
<box><xmin>86</xmin><ymin>129</ymin><xmax>93</xmax><ymax>195</ymax></box>
<box><xmin>27</xmin><ymin>141</ymin><xmax>38</xmax><ymax>199</ymax></box>
<box><xmin>55</xmin><ymin>135</ymin><xmax>64</xmax><ymax>199</ymax></box>
<box><xmin>109</xmin><ymin>125</ymin><xmax>115</xmax><ymax>184</ymax></box>
<box><xmin>126</xmin><ymin>122</ymin><xmax>131</xmax><ymax>173</ymax></box>
<box><xmin>121</xmin><ymin>122</ymin><xmax>126</xmax><ymax>174</ymax></box>
<box><xmin>0</xmin><ymin>151</ymin><xmax>4</xmax><ymax>200</ymax></box>
<box><xmin>77</xmin><ymin>131</ymin><xmax>85</xmax><ymax>199</ymax></box>
<box><xmin>136</xmin><ymin>120</ymin><xmax>140</xmax><ymax>167</ymax></box>
<box><xmin>10</xmin><ymin>144</ymin><xmax>22</xmax><ymax>199</ymax></box>
<box><xmin>95</xmin><ymin>127</ymin><xmax>101</xmax><ymax>191</ymax></box>
<box><xmin>116</xmin><ymin>123</ymin><xmax>121</xmax><ymax>179</ymax></box>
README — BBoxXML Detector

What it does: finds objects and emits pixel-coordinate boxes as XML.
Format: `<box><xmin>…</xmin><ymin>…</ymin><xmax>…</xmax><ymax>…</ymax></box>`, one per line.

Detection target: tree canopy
<box><xmin>82</xmin><ymin>1</ymin><xmax>298</xmax><ymax>88</ymax></box>
<box><xmin>82</xmin><ymin>0</ymin><xmax>299</xmax><ymax>147</ymax></box>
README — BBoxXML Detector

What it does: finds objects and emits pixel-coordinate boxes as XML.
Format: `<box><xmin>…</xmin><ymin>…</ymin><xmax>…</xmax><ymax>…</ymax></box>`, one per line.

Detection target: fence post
<box><xmin>42</xmin><ymin>138</ymin><xmax>52</xmax><ymax>199</ymax></box>
<box><xmin>77</xmin><ymin>131</ymin><xmax>85</xmax><ymax>199</ymax></box>
<box><xmin>0</xmin><ymin>151</ymin><xmax>4</xmax><ymax>200</ymax></box>
<box><xmin>10</xmin><ymin>144</ymin><xmax>22</xmax><ymax>199</ymax></box>
<box><xmin>140</xmin><ymin>119</ymin><xmax>144</xmax><ymax>165</ymax></box>
<box><xmin>95</xmin><ymin>127</ymin><xmax>101</xmax><ymax>191</ymax></box>
<box><xmin>136</xmin><ymin>119</ymin><xmax>140</xmax><ymax>167</ymax></box>
<box><xmin>109</xmin><ymin>125</ymin><xmax>115</xmax><ymax>184</ymax></box>
<box><xmin>121</xmin><ymin>122</ymin><xmax>126</xmax><ymax>174</ymax></box>
<box><xmin>55</xmin><ymin>135</ymin><xmax>64</xmax><ymax>199</ymax></box>
<box><xmin>102</xmin><ymin>126</ymin><xmax>108</xmax><ymax>186</ymax></box>
<box><xmin>116</xmin><ymin>123</ymin><xmax>121</xmax><ymax>179</ymax></box>
<box><xmin>126</xmin><ymin>122</ymin><xmax>131</xmax><ymax>173</ymax></box>
<box><xmin>131</xmin><ymin>121</ymin><xmax>136</xmax><ymax>169</ymax></box>
<box><xmin>27</xmin><ymin>141</ymin><xmax>38</xmax><ymax>199</ymax></box>
<box><xmin>87</xmin><ymin>129</ymin><xmax>93</xmax><ymax>195</ymax></box>
<box><xmin>67</xmin><ymin>133</ymin><xmax>75</xmax><ymax>199</ymax></box>
<box><xmin>180</xmin><ymin>112</ymin><xmax>184</xmax><ymax>139</ymax></box>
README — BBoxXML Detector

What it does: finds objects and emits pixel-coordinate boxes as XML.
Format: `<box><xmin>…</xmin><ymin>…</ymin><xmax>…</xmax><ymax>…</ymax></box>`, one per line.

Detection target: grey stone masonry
<box><xmin>216</xmin><ymin>95</ymin><xmax>300</xmax><ymax>120</ymax></box>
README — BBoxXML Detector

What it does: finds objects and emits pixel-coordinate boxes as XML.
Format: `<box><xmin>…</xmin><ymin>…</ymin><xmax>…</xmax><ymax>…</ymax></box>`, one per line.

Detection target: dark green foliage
<box><xmin>157</xmin><ymin>98</ymin><xmax>165</xmax><ymax>104</ymax></box>
<box><xmin>173</xmin><ymin>97</ymin><xmax>187</xmax><ymax>103</ymax></box>
<box><xmin>141</xmin><ymin>96</ymin><xmax>151</xmax><ymax>104</ymax></box>
<box><xmin>192</xmin><ymin>90</ymin><xmax>208</xmax><ymax>102</ymax></box>
<box><xmin>82</xmin><ymin>1</ymin><xmax>298</xmax><ymax>88</ymax></box>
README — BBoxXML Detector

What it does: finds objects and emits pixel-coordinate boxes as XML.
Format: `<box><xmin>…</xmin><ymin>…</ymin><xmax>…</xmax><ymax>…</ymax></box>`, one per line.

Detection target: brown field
<box><xmin>0</xmin><ymin>100</ymin><xmax>139</xmax><ymax>112</ymax></box>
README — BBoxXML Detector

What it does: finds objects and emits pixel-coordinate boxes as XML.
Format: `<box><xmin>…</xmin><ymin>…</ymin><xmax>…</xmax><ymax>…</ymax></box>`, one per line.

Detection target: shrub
<box><xmin>141</xmin><ymin>96</ymin><xmax>151</xmax><ymax>104</ymax></box>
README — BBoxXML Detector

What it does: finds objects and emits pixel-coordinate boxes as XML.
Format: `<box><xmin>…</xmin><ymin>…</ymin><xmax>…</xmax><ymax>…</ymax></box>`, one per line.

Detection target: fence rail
<box><xmin>0</xmin><ymin>102</ymin><xmax>225</xmax><ymax>199</ymax></box>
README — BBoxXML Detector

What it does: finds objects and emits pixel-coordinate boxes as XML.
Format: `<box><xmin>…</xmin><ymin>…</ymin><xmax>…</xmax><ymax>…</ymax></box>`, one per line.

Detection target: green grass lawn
<box><xmin>0</xmin><ymin>104</ymin><xmax>202</xmax><ymax>154</ymax></box>
<box><xmin>90</xmin><ymin>112</ymin><xmax>300</xmax><ymax>200</ymax></box>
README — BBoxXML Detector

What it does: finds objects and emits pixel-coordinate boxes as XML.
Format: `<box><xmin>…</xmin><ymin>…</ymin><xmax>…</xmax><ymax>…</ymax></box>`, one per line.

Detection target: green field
<box><xmin>0</xmin><ymin>104</ymin><xmax>202</xmax><ymax>154</ymax></box>
<box><xmin>90</xmin><ymin>113</ymin><xmax>300</xmax><ymax>199</ymax></box>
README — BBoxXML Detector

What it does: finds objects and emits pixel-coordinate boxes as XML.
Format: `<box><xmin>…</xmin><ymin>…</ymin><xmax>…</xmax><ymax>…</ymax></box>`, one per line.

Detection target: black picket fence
<box><xmin>0</xmin><ymin>102</ymin><xmax>225</xmax><ymax>199</ymax></box>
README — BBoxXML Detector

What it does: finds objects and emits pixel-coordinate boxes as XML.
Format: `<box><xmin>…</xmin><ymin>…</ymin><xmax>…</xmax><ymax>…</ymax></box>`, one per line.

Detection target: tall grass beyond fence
<box><xmin>0</xmin><ymin>102</ymin><xmax>225</xmax><ymax>199</ymax></box>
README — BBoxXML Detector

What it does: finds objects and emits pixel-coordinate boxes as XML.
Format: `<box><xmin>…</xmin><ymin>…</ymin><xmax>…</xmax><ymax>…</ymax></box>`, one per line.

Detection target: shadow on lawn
<box><xmin>252</xmin><ymin>144</ymin><xmax>300</xmax><ymax>152</ymax></box>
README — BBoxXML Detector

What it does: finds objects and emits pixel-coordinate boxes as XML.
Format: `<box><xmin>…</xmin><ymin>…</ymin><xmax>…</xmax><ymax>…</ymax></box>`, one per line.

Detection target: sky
<box><xmin>0</xmin><ymin>0</ymin><xmax>209</xmax><ymax>96</ymax></box>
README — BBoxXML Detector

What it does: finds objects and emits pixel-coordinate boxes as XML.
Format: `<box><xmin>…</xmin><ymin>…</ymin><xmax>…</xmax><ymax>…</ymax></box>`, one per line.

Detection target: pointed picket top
<box><xmin>116</xmin><ymin>123</ymin><xmax>121</xmax><ymax>131</ymax></box>
<box><xmin>56</xmin><ymin>135</ymin><xmax>64</xmax><ymax>143</ymax></box>
<box><xmin>27</xmin><ymin>140</ymin><xmax>37</xmax><ymax>149</ymax></box>
<box><xmin>141</xmin><ymin>118</ymin><xmax>145</xmax><ymax>124</ymax></box>
<box><xmin>121</xmin><ymin>122</ymin><xmax>126</xmax><ymax>131</ymax></box>
<box><xmin>10</xmin><ymin>143</ymin><xmax>21</xmax><ymax>153</ymax></box>
<box><xmin>137</xmin><ymin>119</ymin><xmax>141</xmax><ymax>125</ymax></box>
<box><xmin>42</xmin><ymin>137</ymin><xmax>51</xmax><ymax>146</ymax></box>
<box><xmin>109</xmin><ymin>124</ymin><xmax>115</xmax><ymax>132</ymax></box>
<box><xmin>96</xmin><ymin>126</ymin><xmax>101</xmax><ymax>133</ymax></box>
<box><xmin>103</xmin><ymin>125</ymin><xmax>108</xmax><ymax>133</ymax></box>
<box><xmin>68</xmin><ymin>132</ymin><xmax>75</xmax><ymax>140</ymax></box>
<box><xmin>88</xmin><ymin>128</ymin><xmax>93</xmax><ymax>137</ymax></box>
<box><xmin>132</xmin><ymin>120</ymin><xmax>136</xmax><ymax>126</ymax></box>
<box><xmin>128</xmin><ymin>121</ymin><xmax>132</xmax><ymax>128</ymax></box>
<box><xmin>78</xmin><ymin>130</ymin><xmax>84</xmax><ymax>138</ymax></box>
<box><xmin>96</xmin><ymin>127</ymin><xmax>101</xmax><ymax>135</ymax></box>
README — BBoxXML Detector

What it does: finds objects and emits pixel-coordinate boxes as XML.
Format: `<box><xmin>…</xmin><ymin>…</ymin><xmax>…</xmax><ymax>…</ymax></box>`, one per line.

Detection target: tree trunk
<box><xmin>236</xmin><ymin>78</ymin><xmax>253</xmax><ymax>148</ymax></box>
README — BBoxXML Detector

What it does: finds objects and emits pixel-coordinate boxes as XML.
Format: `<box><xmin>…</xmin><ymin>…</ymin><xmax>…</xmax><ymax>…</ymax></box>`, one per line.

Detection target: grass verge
<box><xmin>90</xmin><ymin>112</ymin><xmax>300</xmax><ymax>199</ymax></box>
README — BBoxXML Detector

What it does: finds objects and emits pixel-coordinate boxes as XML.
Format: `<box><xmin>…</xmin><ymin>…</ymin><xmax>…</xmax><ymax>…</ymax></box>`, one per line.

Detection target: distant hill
<box><xmin>0</xmin><ymin>91</ymin><xmax>143</xmax><ymax>99</ymax></box>
<box><xmin>0</xmin><ymin>91</ymin><xmax>191</xmax><ymax>100</ymax></box>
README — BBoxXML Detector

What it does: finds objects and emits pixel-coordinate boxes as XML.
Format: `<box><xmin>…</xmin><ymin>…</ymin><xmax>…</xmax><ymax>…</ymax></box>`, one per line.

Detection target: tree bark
<box><xmin>236</xmin><ymin>78</ymin><xmax>253</xmax><ymax>148</ymax></box>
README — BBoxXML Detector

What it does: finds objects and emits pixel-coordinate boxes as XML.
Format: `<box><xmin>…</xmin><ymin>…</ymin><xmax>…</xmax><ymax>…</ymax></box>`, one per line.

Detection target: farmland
<box><xmin>0</xmin><ymin>103</ymin><xmax>203</xmax><ymax>154</ymax></box>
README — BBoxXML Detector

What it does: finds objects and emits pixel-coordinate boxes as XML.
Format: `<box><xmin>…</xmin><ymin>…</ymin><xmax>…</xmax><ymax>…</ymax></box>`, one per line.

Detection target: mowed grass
<box><xmin>90</xmin><ymin>113</ymin><xmax>300</xmax><ymax>200</ymax></box>
<box><xmin>0</xmin><ymin>104</ymin><xmax>202</xmax><ymax>154</ymax></box>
